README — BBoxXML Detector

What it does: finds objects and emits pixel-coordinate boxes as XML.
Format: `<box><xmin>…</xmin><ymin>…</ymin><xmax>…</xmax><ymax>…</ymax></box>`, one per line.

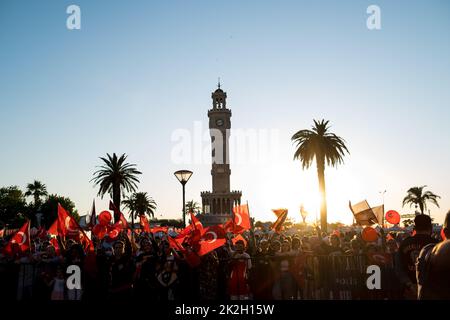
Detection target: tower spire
<box><xmin>217</xmin><ymin>77</ymin><xmax>221</xmax><ymax>89</ymax></box>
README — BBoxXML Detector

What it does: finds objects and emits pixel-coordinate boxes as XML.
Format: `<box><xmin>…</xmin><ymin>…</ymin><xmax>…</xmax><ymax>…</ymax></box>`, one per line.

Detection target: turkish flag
<box><xmin>47</xmin><ymin>219</ymin><xmax>61</xmax><ymax>255</ymax></box>
<box><xmin>48</xmin><ymin>219</ymin><xmax>58</xmax><ymax>236</ymax></box>
<box><xmin>232</xmin><ymin>234</ymin><xmax>248</xmax><ymax>247</ymax></box>
<box><xmin>150</xmin><ymin>226</ymin><xmax>168</xmax><ymax>234</ymax></box>
<box><xmin>223</xmin><ymin>204</ymin><xmax>251</xmax><ymax>234</ymax></box>
<box><xmin>3</xmin><ymin>220</ymin><xmax>31</xmax><ymax>256</ymax></box>
<box><xmin>190</xmin><ymin>212</ymin><xmax>203</xmax><ymax>231</ymax></box>
<box><xmin>168</xmin><ymin>236</ymin><xmax>201</xmax><ymax>267</ymax></box>
<box><xmin>49</xmin><ymin>237</ymin><xmax>61</xmax><ymax>255</ymax></box>
<box><xmin>176</xmin><ymin>213</ymin><xmax>204</xmax><ymax>239</ymax></box>
<box><xmin>57</xmin><ymin>204</ymin><xmax>93</xmax><ymax>252</ymax></box>
<box><xmin>271</xmin><ymin>208</ymin><xmax>288</xmax><ymax>233</ymax></box>
<box><xmin>113</xmin><ymin>211</ymin><xmax>130</xmax><ymax>230</ymax></box>
<box><xmin>196</xmin><ymin>225</ymin><xmax>227</xmax><ymax>256</ymax></box>
<box><xmin>109</xmin><ymin>201</ymin><xmax>129</xmax><ymax>230</ymax></box>
<box><xmin>140</xmin><ymin>215</ymin><xmax>150</xmax><ymax>233</ymax></box>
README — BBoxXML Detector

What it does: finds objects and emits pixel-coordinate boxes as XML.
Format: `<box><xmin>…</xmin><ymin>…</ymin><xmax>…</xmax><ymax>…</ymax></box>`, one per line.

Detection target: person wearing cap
<box><xmin>395</xmin><ymin>214</ymin><xmax>438</xmax><ymax>299</ymax></box>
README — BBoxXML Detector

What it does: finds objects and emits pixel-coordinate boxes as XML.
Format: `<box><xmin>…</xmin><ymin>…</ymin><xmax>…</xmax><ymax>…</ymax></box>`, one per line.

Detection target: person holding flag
<box><xmin>228</xmin><ymin>239</ymin><xmax>252</xmax><ymax>300</ymax></box>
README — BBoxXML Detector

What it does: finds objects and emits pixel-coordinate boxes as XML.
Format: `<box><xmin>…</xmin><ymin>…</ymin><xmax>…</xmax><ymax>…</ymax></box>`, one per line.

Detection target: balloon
<box><xmin>98</xmin><ymin>211</ymin><xmax>112</xmax><ymax>226</ymax></box>
<box><xmin>92</xmin><ymin>224</ymin><xmax>107</xmax><ymax>239</ymax></box>
<box><xmin>385</xmin><ymin>210</ymin><xmax>400</xmax><ymax>225</ymax></box>
<box><xmin>362</xmin><ymin>227</ymin><xmax>379</xmax><ymax>242</ymax></box>
<box><xmin>107</xmin><ymin>227</ymin><xmax>120</xmax><ymax>239</ymax></box>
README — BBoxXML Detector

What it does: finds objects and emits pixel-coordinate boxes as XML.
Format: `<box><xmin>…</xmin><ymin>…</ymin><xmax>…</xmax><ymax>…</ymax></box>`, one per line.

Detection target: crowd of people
<box><xmin>0</xmin><ymin>212</ymin><xmax>449</xmax><ymax>301</ymax></box>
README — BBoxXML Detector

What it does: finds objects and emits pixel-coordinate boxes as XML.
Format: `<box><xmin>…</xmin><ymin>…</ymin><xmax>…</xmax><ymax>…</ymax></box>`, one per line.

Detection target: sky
<box><xmin>0</xmin><ymin>0</ymin><xmax>449</xmax><ymax>225</ymax></box>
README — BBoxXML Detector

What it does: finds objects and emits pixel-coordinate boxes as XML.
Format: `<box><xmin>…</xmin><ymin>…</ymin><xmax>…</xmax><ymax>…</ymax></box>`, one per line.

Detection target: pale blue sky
<box><xmin>1</xmin><ymin>1</ymin><xmax>449</xmax><ymax>224</ymax></box>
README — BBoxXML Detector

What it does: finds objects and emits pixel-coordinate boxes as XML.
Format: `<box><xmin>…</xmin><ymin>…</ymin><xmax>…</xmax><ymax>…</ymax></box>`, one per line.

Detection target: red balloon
<box><xmin>362</xmin><ymin>227</ymin><xmax>379</xmax><ymax>242</ymax></box>
<box><xmin>98</xmin><ymin>211</ymin><xmax>112</xmax><ymax>226</ymax></box>
<box><xmin>92</xmin><ymin>224</ymin><xmax>107</xmax><ymax>239</ymax></box>
<box><xmin>385</xmin><ymin>210</ymin><xmax>400</xmax><ymax>225</ymax></box>
<box><xmin>108</xmin><ymin>227</ymin><xmax>120</xmax><ymax>239</ymax></box>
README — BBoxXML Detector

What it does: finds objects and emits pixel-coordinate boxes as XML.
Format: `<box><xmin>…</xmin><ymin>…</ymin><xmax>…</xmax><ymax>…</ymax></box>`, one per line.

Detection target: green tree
<box><xmin>24</xmin><ymin>180</ymin><xmax>48</xmax><ymax>209</ymax></box>
<box><xmin>40</xmin><ymin>194</ymin><xmax>79</xmax><ymax>228</ymax></box>
<box><xmin>123</xmin><ymin>192</ymin><xmax>157</xmax><ymax>229</ymax></box>
<box><xmin>402</xmin><ymin>185</ymin><xmax>440</xmax><ymax>215</ymax></box>
<box><xmin>292</xmin><ymin>119</ymin><xmax>349</xmax><ymax>232</ymax></box>
<box><xmin>126</xmin><ymin>192</ymin><xmax>157</xmax><ymax>219</ymax></box>
<box><xmin>91</xmin><ymin>153</ymin><xmax>141</xmax><ymax>222</ymax></box>
<box><xmin>185</xmin><ymin>200</ymin><xmax>200</xmax><ymax>215</ymax></box>
<box><xmin>0</xmin><ymin>186</ymin><xmax>28</xmax><ymax>227</ymax></box>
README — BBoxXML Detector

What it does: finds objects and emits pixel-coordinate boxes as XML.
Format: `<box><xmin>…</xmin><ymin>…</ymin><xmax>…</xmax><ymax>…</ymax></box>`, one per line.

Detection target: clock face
<box><xmin>216</xmin><ymin>119</ymin><xmax>224</xmax><ymax>126</ymax></box>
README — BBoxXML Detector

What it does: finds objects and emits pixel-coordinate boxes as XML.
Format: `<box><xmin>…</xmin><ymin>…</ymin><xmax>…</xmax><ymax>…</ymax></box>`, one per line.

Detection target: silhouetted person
<box><xmin>442</xmin><ymin>210</ymin><xmax>450</xmax><ymax>240</ymax></box>
<box><xmin>417</xmin><ymin>239</ymin><xmax>450</xmax><ymax>299</ymax></box>
<box><xmin>396</xmin><ymin>214</ymin><xmax>438</xmax><ymax>299</ymax></box>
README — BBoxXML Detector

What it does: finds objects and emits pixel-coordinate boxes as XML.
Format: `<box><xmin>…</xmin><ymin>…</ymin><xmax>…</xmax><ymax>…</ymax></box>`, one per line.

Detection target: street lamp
<box><xmin>379</xmin><ymin>190</ymin><xmax>386</xmax><ymax>226</ymax></box>
<box><xmin>174</xmin><ymin>170</ymin><xmax>193</xmax><ymax>227</ymax></box>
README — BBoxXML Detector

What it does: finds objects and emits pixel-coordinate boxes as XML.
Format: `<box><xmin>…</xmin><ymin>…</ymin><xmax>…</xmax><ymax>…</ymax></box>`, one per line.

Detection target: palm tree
<box><xmin>402</xmin><ymin>186</ymin><xmax>440</xmax><ymax>215</ymax></box>
<box><xmin>123</xmin><ymin>192</ymin><xmax>157</xmax><ymax>232</ymax></box>
<box><xmin>91</xmin><ymin>153</ymin><xmax>141</xmax><ymax>221</ymax></box>
<box><xmin>25</xmin><ymin>180</ymin><xmax>48</xmax><ymax>209</ymax></box>
<box><xmin>185</xmin><ymin>200</ymin><xmax>200</xmax><ymax>215</ymax></box>
<box><xmin>292</xmin><ymin>119</ymin><xmax>349</xmax><ymax>232</ymax></box>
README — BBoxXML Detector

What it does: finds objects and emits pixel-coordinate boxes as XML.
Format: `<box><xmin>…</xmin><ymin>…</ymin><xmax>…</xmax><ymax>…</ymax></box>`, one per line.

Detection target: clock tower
<box><xmin>201</xmin><ymin>84</ymin><xmax>242</xmax><ymax>225</ymax></box>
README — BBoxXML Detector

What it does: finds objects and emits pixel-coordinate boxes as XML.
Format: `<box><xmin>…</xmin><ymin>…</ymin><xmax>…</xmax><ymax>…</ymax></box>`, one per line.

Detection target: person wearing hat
<box><xmin>395</xmin><ymin>214</ymin><xmax>438</xmax><ymax>299</ymax></box>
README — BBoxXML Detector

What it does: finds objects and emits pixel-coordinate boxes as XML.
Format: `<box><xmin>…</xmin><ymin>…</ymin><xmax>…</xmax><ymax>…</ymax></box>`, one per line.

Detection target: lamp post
<box><xmin>379</xmin><ymin>190</ymin><xmax>386</xmax><ymax>226</ymax></box>
<box><xmin>174</xmin><ymin>170</ymin><xmax>193</xmax><ymax>227</ymax></box>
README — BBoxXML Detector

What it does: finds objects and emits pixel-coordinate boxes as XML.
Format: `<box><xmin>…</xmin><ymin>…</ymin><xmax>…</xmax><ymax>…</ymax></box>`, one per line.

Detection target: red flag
<box><xmin>271</xmin><ymin>208</ymin><xmax>288</xmax><ymax>233</ymax></box>
<box><xmin>139</xmin><ymin>215</ymin><xmax>150</xmax><ymax>233</ymax></box>
<box><xmin>150</xmin><ymin>226</ymin><xmax>168</xmax><ymax>234</ymax></box>
<box><xmin>272</xmin><ymin>208</ymin><xmax>286</xmax><ymax>218</ymax></box>
<box><xmin>190</xmin><ymin>212</ymin><xmax>203</xmax><ymax>231</ymax></box>
<box><xmin>3</xmin><ymin>220</ymin><xmax>31</xmax><ymax>256</ymax></box>
<box><xmin>49</xmin><ymin>237</ymin><xmax>61</xmax><ymax>255</ymax></box>
<box><xmin>112</xmin><ymin>211</ymin><xmax>130</xmax><ymax>230</ymax></box>
<box><xmin>109</xmin><ymin>201</ymin><xmax>130</xmax><ymax>230</ymax></box>
<box><xmin>196</xmin><ymin>225</ymin><xmax>227</xmax><ymax>256</ymax></box>
<box><xmin>232</xmin><ymin>234</ymin><xmax>247</xmax><ymax>247</ymax></box>
<box><xmin>37</xmin><ymin>226</ymin><xmax>47</xmax><ymax>239</ymax></box>
<box><xmin>168</xmin><ymin>237</ymin><xmax>201</xmax><ymax>267</ymax></box>
<box><xmin>48</xmin><ymin>219</ymin><xmax>58</xmax><ymax>236</ymax></box>
<box><xmin>223</xmin><ymin>204</ymin><xmax>251</xmax><ymax>234</ymax></box>
<box><xmin>88</xmin><ymin>199</ymin><xmax>96</xmax><ymax>229</ymax></box>
<box><xmin>176</xmin><ymin>213</ymin><xmax>204</xmax><ymax>239</ymax></box>
<box><xmin>57</xmin><ymin>204</ymin><xmax>93</xmax><ymax>253</ymax></box>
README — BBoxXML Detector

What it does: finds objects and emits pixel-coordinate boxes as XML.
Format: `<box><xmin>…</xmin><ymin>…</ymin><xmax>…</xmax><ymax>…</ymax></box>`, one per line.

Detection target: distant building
<box><xmin>200</xmin><ymin>85</ymin><xmax>242</xmax><ymax>226</ymax></box>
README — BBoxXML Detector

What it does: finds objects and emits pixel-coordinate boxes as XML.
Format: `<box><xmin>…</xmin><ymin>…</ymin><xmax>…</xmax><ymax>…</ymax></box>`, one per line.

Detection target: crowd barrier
<box><xmin>2</xmin><ymin>252</ymin><xmax>405</xmax><ymax>301</ymax></box>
